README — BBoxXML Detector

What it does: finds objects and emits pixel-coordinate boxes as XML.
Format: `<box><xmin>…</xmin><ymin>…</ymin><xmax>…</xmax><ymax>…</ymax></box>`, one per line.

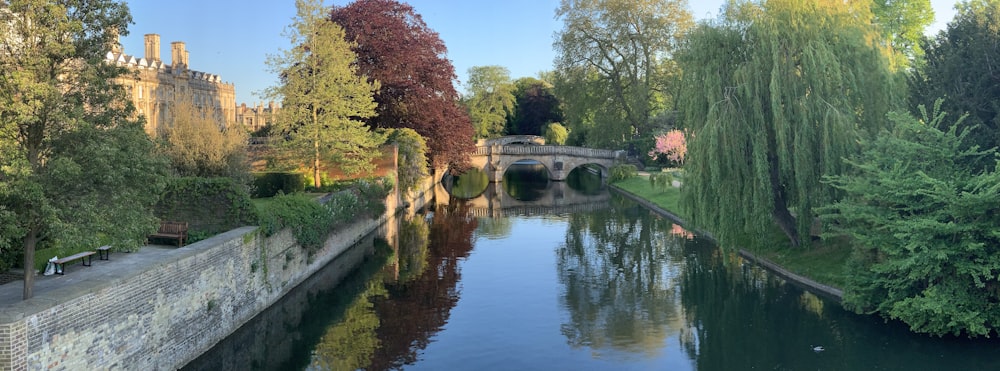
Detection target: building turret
<box><xmin>171</xmin><ymin>41</ymin><xmax>188</xmax><ymax>71</ymax></box>
<box><xmin>144</xmin><ymin>34</ymin><xmax>160</xmax><ymax>62</ymax></box>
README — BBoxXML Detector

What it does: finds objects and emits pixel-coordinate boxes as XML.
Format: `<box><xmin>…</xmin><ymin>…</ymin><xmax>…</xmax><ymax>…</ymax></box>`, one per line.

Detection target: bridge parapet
<box><xmin>492</xmin><ymin>145</ymin><xmax>622</xmax><ymax>159</ymax></box>
<box><xmin>476</xmin><ymin>135</ymin><xmax>545</xmax><ymax>147</ymax></box>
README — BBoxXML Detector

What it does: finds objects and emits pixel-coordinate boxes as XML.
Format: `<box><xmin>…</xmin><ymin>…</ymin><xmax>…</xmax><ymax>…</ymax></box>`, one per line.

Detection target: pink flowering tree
<box><xmin>649</xmin><ymin>129</ymin><xmax>687</xmax><ymax>165</ymax></box>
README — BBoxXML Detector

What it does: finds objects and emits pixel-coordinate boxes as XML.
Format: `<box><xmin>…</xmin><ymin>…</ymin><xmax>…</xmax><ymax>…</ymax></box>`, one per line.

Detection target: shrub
<box><xmin>823</xmin><ymin>105</ymin><xmax>1000</xmax><ymax>337</ymax></box>
<box><xmin>609</xmin><ymin>164</ymin><xmax>638</xmax><ymax>182</ymax></box>
<box><xmin>157</xmin><ymin>99</ymin><xmax>251</xmax><ymax>184</ymax></box>
<box><xmin>383</xmin><ymin>128</ymin><xmax>429</xmax><ymax>192</ymax></box>
<box><xmin>255</xmin><ymin>176</ymin><xmax>395</xmax><ymax>254</ymax></box>
<box><xmin>156</xmin><ymin>177</ymin><xmax>259</xmax><ymax>241</ymax></box>
<box><xmin>253</xmin><ymin>172</ymin><xmax>305</xmax><ymax>198</ymax></box>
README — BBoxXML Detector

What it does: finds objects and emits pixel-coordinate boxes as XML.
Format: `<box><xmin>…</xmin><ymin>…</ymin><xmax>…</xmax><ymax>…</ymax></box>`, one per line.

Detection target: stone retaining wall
<box><xmin>0</xmin><ymin>175</ymin><xmax>438</xmax><ymax>371</ymax></box>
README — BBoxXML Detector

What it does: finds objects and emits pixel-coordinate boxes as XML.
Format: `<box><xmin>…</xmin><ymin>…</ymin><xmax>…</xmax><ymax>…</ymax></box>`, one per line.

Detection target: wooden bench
<box><xmin>96</xmin><ymin>245</ymin><xmax>112</xmax><ymax>260</ymax></box>
<box><xmin>53</xmin><ymin>251</ymin><xmax>96</xmax><ymax>275</ymax></box>
<box><xmin>148</xmin><ymin>221</ymin><xmax>188</xmax><ymax>247</ymax></box>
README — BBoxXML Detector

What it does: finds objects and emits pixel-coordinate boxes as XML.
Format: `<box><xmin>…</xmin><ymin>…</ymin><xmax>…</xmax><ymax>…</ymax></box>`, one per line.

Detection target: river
<box><xmin>183</xmin><ymin>164</ymin><xmax>1000</xmax><ymax>370</ymax></box>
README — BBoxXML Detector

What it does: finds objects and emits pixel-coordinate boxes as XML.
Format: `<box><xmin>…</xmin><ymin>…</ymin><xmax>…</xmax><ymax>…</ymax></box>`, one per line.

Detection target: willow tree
<box><xmin>268</xmin><ymin>0</ymin><xmax>384</xmax><ymax>187</ymax></box>
<box><xmin>677</xmin><ymin>0</ymin><xmax>898</xmax><ymax>248</ymax></box>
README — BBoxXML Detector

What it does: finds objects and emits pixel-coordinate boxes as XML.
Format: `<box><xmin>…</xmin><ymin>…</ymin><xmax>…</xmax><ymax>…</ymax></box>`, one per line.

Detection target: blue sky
<box><xmin>121</xmin><ymin>1</ymin><xmax>961</xmax><ymax>105</ymax></box>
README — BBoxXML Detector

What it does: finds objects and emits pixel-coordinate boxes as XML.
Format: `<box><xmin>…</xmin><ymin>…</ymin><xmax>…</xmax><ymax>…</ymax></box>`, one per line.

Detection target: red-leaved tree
<box><xmin>330</xmin><ymin>0</ymin><xmax>475</xmax><ymax>169</ymax></box>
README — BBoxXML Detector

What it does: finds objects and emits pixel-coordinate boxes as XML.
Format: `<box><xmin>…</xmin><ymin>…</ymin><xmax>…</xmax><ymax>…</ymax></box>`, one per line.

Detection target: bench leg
<box><xmin>55</xmin><ymin>263</ymin><xmax>64</xmax><ymax>275</ymax></box>
<box><xmin>83</xmin><ymin>254</ymin><xmax>92</xmax><ymax>267</ymax></box>
<box><xmin>98</xmin><ymin>249</ymin><xmax>109</xmax><ymax>260</ymax></box>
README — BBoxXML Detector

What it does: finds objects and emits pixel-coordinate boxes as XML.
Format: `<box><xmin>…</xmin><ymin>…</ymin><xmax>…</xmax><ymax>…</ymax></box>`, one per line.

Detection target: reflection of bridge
<box><xmin>435</xmin><ymin>180</ymin><xmax>611</xmax><ymax>218</ymax></box>
<box><xmin>468</xmin><ymin>136</ymin><xmax>625</xmax><ymax>182</ymax></box>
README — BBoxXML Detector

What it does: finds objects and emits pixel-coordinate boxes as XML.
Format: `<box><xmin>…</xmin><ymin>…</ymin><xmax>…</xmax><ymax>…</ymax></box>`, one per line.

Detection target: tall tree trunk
<box><xmin>768</xmin><ymin>154</ymin><xmax>800</xmax><ymax>247</ymax></box>
<box><xmin>314</xmin><ymin>139</ymin><xmax>321</xmax><ymax>188</ymax></box>
<box><xmin>22</xmin><ymin>225</ymin><xmax>39</xmax><ymax>300</ymax></box>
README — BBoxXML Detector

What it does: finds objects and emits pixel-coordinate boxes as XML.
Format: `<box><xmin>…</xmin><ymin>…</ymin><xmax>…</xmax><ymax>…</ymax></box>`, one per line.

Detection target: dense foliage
<box><xmin>872</xmin><ymin>0</ymin><xmax>934</xmax><ymax>66</ymax></box>
<box><xmin>268</xmin><ymin>0</ymin><xmax>385</xmax><ymax>188</ymax></box>
<box><xmin>508</xmin><ymin>77</ymin><xmax>563</xmax><ymax>136</ymax></box>
<box><xmin>543</xmin><ymin>122</ymin><xmax>569</xmax><ymax>145</ymax></box>
<box><xmin>553</xmin><ymin>0</ymin><xmax>693</xmax><ymax>149</ymax></box>
<box><xmin>677</xmin><ymin>0</ymin><xmax>898</xmax><ymax>248</ymax></box>
<box><xmin>156</xmin><ymin>177</ymin><xmax>258</xmax><ymax>240</ymax></box>
<box><xmin>330</xmin><ymin>0</ymin><xmax>476</xmax><ymax>169</ymax></box>
<box><xmin>252</xmin><ymin>172</ymin><xmax>306</xmax><ymax>198</ymax></box>
<box><xmin>383</xmin><ymin>128</ymin><xmax>429</xmax><ymax>193</ymax></box>
<box><xmin>609</xmin><ymin>164</ymin><xmax>638</xmax><ymax>183</ymax></box>
<box><xmin>158</xmin><ymin>98</ymin><xmax>251</xmax><ymax>184</ymax></box>
<box><xmin>823</xmin><ymin>105</ymin><xmax>1000</xmax><ymax>337</ymax></box>
<box><xmin>463</xmin><ymin>65</ymin><xmax>516</xmax><ymax>139</ymax></box>
<box><xmin>256</xmin><ymin>177</ymin><xmax>394</xmax><ymax>253</ymax></box>
<box><xmin>912</xmin><ymin>0</ymin><xmax>1000</xmax><ymax>170</ymax></box>
<box><xmin>0</xmin><ymin>0</ymin><xmax>168</xmax><ymax>298</ymax></box>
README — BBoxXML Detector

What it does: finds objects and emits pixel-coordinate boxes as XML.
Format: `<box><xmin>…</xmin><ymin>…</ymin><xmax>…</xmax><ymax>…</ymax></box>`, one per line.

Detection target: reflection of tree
<box><xmin>475</xmin><ymin>217</ymin><xmax>513</xmax><ymax>240</ymax></box>
<box><xmin>565</xmin><ymin>166</ymin><xmax>605</xmax><ymax>195</ymax></box>
<box><xmin>449</xmin><ymin>168</ymin><xmax>489</xmax><ymax>199</ymax></box>
<box><xmin>557</xmin><ymin>193</ymin><xmax>687</xmax><ymax>356</ymax></box>
<box><xmin>367</xmin><ymin>201</ymin><xmax>478</xmax><ymax>370</ymax></box>
<box><xmin>310</xmin><ymin>278</ymin><xmax>387</xmax><ymax>370</ymax></box>
<box><xmin>395</xmin><ymin>214</ymin><xmax>430</xmax><ymax>283</ymax></box>
<box><xmin>675</xmin><ymin>238</ymin><xmax>1000</xmax><ymax>370</ymax></box>
<box><xmin>183</xmin><ymin>239</ymin><xmax>392</xmax><ymax>371</ymax></box>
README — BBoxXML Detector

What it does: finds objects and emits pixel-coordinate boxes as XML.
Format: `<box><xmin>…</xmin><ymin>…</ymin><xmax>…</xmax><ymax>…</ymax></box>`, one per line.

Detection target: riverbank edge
<box><xmin>608</xmin><ymin>184</ymin><xmax>844</xmax><ymax>303</ymax></box>
<box><xmin>0</xmin><ymin>174</ymin><xmax>440</xmax><ymax>371</ymax></box>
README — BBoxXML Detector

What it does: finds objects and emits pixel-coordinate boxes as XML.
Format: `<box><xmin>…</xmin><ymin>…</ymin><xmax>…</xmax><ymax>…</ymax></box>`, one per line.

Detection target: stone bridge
<box><xmin>433</xmin><ymin>180</ymin><xmax>611</xmax><ymax>218</ymax></box>
<box><xmin>468</xmin><ymin>136</ymin><xmax>626</xmax><ymax>182</ymax></box>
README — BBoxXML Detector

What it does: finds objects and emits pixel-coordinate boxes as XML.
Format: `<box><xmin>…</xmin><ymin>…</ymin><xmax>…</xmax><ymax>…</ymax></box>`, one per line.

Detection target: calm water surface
<box><xmin>185</xmin><ymin>166</ymin><xmax>1000</xmax><ymax>370</ymax></box>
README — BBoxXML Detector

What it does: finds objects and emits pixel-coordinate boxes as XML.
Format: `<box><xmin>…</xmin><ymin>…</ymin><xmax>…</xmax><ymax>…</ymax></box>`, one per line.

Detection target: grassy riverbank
<box><xmin>612</xmin><ymin>175</ymin><xmax>850</xmax><ymax>289</ymax></box>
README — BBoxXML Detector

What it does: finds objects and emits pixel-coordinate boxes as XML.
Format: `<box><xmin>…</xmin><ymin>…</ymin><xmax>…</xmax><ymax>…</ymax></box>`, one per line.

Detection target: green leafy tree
<box><xmin>912</xmin><ymin>0</ymin><xmax>1000</xmax><ymax>170</ymax></box>
<box><xmin>872</xmin><ymin>0</ymin><xmax>935</xmax><ymax>67</ymax></box>
<box><xmin>508</xmin><ymin>76</ymin><xmax>563</xmax><ymax>136</ymax></box>
<box><xmin>158</xmin><ymin>98</ymin><xmax>250</xmax><ymax>183</ymax></box>
<box><xmin>0</xmin><ymin>0</ymin><xmax>168</xmax><ymax>299</ymax></box>
<box><xmin>543</xmin><ymin>122</ymin><xmax>569</xmax><ymax>145</ymax></box>
<box><xmin>677</xmin><ymin>0</ymin><xmax>898</xmax><ymax>248</ymax></box>
<box><xmin>463</xmin><ymin>65</ymin><xmax>516</xmax><ymax>139</ymax></box>
<box><xmin>267</xmin><ymin>0</ymin><xmax>385</xmax><ymax>188</ymax></box>
<box><xmin>554</xmin><ymin>0</ymin><xmax>693</xmax><ymax>149</ymax></box>
<box><xmin>823</xmin><ymin>104</ymin><xmax>1000</xmax><ymax>337</ymax></box>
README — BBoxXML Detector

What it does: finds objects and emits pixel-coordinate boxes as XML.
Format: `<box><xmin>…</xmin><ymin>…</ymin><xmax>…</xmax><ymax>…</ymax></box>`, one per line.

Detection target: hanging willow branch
<box><xmin>677</xmin><ymin>0</ymin><xmax>899</xmax><ymax>249</ymax></box>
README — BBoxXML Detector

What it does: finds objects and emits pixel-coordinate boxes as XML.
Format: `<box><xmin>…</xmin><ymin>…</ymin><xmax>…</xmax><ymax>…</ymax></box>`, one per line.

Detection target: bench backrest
<box><xmin>159</xmin><ymin>221</ymin><xmax>189</xmax><ymax>234</ymax></box>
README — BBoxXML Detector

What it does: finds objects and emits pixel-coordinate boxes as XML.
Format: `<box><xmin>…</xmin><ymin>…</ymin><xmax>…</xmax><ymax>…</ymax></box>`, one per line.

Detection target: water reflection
<box><xmin>188</xmin><ymin>183</ymin><xmax>1000</xmax><ymax>370</ymax></box>
<box><xmin>365</xmin><ymin>201</ymin><xmax>478</xmax><ymax>370</ymax></box>
<box><xmin>558</xmin><ymin>194</ymin><xmax>687</xmax><ymax>358</ymax></box>
<box><xmin>447</xmin><ymin>168</ymin><xmax>489</xmax><ymax>199</ymax></box>
<box><xmin>502</xmin><ymin>162</ymin><xmax>549</xmax><ymax>201</ymax></box>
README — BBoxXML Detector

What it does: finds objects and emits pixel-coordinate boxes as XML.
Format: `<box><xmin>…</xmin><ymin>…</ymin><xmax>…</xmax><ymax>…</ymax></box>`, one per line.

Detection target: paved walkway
<box><xmin>0</xmin><ymin>244</ymin><xmax>182</xmax><ymax>315</ymax></box>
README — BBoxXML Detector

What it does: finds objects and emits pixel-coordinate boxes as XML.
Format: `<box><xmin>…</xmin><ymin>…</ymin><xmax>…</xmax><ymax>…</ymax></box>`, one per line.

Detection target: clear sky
<box><xmin>120</xmin><ymin>1</ymin><xmax>962</xmax><ymax>105</ymax></box>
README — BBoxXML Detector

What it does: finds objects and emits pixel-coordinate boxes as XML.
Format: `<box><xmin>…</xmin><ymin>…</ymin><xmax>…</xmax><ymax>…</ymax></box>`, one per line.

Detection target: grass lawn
<box><xmin>613</xmin><ymin>176</ymin><xmax>680</xmax><ymax>212</ymax></box>
<box><xmin>612</xmin><ymin>174</ymin><xmax>850</xmax><ymax>289</ymax></box>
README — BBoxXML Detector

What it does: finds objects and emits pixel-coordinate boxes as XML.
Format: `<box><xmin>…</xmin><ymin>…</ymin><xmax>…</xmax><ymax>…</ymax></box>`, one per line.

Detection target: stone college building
<box><xmin>105</xmin><ymin>33</ymin><xmax>238</xmax><ymax>135</ymax></box>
